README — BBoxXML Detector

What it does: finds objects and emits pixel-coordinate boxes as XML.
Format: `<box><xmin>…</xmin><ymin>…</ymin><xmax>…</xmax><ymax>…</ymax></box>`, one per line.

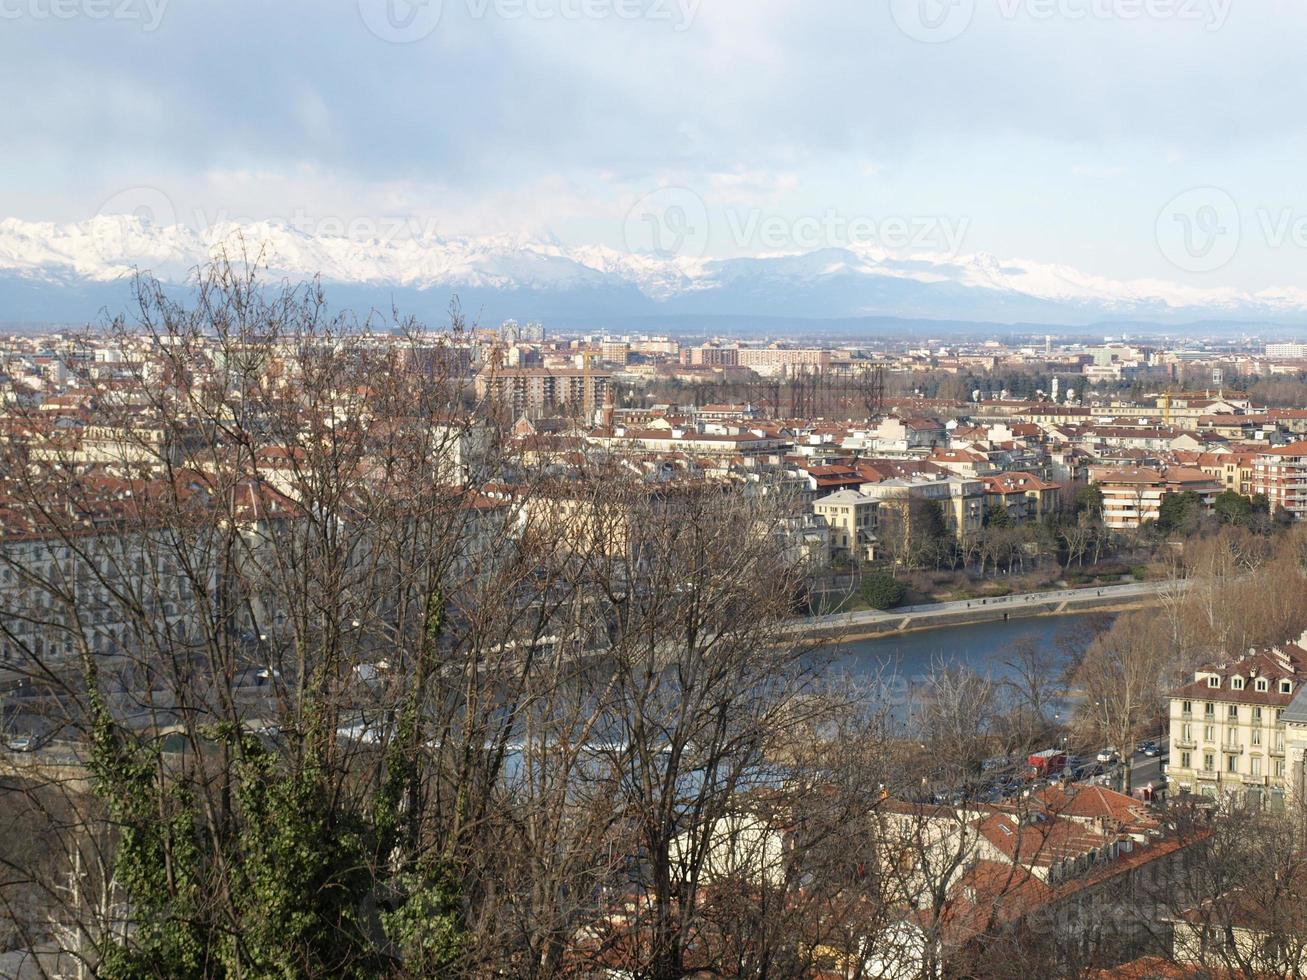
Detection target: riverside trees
<box><xmin>0</xmin><ymin>264</ymin><xmax>889</xmax><ymax>978</ymax></box>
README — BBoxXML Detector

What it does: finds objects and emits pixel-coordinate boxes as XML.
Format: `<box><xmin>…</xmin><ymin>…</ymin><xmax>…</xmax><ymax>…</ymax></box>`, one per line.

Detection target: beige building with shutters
<box><xmin>1165</xmin><ymin>638</ymin><xmax>1307</xmax><ymax>808</ymax></box>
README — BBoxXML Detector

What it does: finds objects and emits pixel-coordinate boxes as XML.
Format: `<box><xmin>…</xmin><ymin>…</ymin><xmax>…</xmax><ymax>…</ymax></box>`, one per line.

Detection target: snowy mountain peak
<box><xmin>0</xmin><ymin>214</ymin><xmax>1305</xmax><ymax>326</ymax></box>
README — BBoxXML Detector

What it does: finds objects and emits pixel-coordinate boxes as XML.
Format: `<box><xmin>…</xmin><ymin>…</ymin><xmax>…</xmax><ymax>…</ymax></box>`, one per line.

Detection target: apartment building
<box><xmin>1194</xmin><ymin>450</ymin><xmax>1258</xmax><ymax>496</ymax></box>
<box><xmin>811</xmin><ymin>489</ymin><xmax>878</xmax><ymax>563</ymax></box>
<box><xmin>1252</xmin><ymin>440</ymin><xmax>1307</xmax><ymax>520</ymax></box>
<box><xmin>734</xmin><ymin>347</ymin><xmax>832</xmax><ymax>377</ymax></box>
<box><xmin>1165</xmin><ymin>640</ymin><xmax>1307</xmax><ymax>807</ymax></box>
<box><xmin>1089</xmin><ymin>466</ymin><xmax>1222</xmax><ymax>530</ymax></box>
<box><xmin>979</xmin><ymin>473</ymin><xmax>1062</xmax><ymax>523</ymax></box>
<box><xmin>860</xmin><ymin>475</ymin><xmax>985</xmax><ymax>548</ymax></box>
<box><xmin>475</xmin><ymin>366</ymin><xmax>612</xmax><ymax>420</ymax></box>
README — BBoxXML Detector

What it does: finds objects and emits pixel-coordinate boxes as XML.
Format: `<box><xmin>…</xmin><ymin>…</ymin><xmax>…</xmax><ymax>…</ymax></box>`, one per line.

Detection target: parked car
<box><xmin>4</xmin><ymin>735</ymin><xmax>33</xmax><ymax>752</ymax></box>
<box><xmin>1139</xmin><ymin>740</ymin><xmax>1161</xmax><ymax>758</ymax></box>
<box><xmin>1096</xmin><ymin>747</ymin><xmax>1119</xmax><ymax>765</ymax></box>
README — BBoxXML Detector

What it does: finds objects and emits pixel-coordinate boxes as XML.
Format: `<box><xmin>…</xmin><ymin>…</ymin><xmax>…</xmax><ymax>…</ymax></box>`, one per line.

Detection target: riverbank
<box><xmin>790</xmin><ymin>579</ymin><xmax>1181</xmax><ymax>643</ymax></box>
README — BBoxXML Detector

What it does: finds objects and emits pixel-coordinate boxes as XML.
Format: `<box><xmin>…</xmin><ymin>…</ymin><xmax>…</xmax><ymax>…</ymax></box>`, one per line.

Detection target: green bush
<box><xmin>860</xmin><ymin>571</ymin><xmax>906</xmax><ymax>610</ymax></box>
<box><xmin>1130</xmin><ymin>565</ymin><xmax>1148</xmax><ymax>581</ymax></box>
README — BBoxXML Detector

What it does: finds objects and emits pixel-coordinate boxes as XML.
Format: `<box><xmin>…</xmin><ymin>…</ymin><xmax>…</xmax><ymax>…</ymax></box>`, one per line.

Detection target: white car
<box><xmin>5</xmin><ymin>735</ymin><xmax>33</xmax><ymax>752</ymax></box>
<box><xmin>1096</xmin><ymin>747</ymin><xmax>1119</xmax><ymax>765</ymax></box>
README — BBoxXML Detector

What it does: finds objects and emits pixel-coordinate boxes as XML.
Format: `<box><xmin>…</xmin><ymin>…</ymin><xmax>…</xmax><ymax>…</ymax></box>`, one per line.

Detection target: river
<box><xmin>811</xmin><ymin>612</ymin><xmax>1110</xmax><ymax>728</ymax></box>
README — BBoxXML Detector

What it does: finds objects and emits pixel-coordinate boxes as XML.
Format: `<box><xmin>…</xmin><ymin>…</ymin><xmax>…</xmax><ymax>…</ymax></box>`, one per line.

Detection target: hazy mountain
<box><xmin>2</xmin><ymin>215</ymin><xmax>1305</xmax><ymax>333</ymax></box>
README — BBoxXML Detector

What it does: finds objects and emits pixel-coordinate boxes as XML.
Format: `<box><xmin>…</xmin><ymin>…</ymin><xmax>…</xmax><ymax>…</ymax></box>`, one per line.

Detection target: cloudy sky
<box><xmin>3</xmin><ymin>0</ymin><xmax>1306</xmax><ymax>291</ymax></box>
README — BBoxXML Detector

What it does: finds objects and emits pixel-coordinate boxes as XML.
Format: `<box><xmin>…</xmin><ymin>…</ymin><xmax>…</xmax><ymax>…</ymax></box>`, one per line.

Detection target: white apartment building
<box><xmin>1265</xmin><ymin>342</ymin><xmax>1307</xmax><ymax>360</ymax></box>
<box><xmin>1166</xmin><ymin>639</ymin><xmax>1307</xmax><ymax>807</ymax></box>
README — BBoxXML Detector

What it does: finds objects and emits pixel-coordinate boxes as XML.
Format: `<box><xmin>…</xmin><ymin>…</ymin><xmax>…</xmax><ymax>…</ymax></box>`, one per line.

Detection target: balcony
<box><xmin>1197</xmin><ymin>769</ymin><xmax>1220</xmax><ymax>781</ymax></box>
<box><xmin>1173</xmin><ymin>738</ymin><xmax>1197</xmax><ymax>750</ymax></box>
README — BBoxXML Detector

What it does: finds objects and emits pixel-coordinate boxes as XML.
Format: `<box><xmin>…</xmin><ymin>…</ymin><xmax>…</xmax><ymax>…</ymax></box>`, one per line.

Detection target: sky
<box><xmin>3</xmin><ymin>0</ymin><xmax>1307</xmax><ymax>293</ymax></box>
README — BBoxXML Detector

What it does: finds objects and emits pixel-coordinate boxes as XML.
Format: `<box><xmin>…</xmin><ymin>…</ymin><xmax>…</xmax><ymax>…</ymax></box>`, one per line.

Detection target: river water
<box><xmin>811</xmin><ymin>612</ymin><xmax>1108</xmax><ymax>728</ymax></box>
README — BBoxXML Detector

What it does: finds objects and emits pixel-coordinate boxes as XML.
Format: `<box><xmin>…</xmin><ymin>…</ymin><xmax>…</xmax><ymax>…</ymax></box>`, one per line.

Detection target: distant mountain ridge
<box><xmin>2</xmin><ymin>214</ymin><xmax>1306</xmax><ymax>331</ymax></box>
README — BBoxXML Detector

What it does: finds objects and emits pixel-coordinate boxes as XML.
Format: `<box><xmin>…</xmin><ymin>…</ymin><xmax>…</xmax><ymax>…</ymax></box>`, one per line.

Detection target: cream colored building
<box><xmin>812</xmin><ymin>489</ymin><xmax>878</xmax><ymax>563</ymax></box>
<box><xmin>1165</xmin><ymin>639</ymin><xmax>1307</xmax><ymax>807</ymax></box>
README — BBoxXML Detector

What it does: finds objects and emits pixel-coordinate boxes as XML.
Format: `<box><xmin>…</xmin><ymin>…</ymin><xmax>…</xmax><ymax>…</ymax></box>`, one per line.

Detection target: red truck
<box><xmin>1027</xmin><ymin>749</ymin><xmax>1068</xmax><ymax>777</ymax></box>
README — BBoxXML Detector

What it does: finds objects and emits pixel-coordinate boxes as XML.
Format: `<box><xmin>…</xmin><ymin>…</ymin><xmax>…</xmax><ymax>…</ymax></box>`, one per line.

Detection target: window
<box><xmin>1204</xmin><ymin>753</ymin><xmax>1215</xmax><ymax>771</ymax></box>
<box><xmin>1181</xmin><ymin>751</ymin><xmax>1191</xmax><ymax>768</ymax></box>
<box><xmin>1227</xmin><ymin>755</ymin><xmax>1239</xmax><ymax>773</ymax></box>
<box><xmin>1232</xmin><ymin>677</ymin><xmax>1245</xmax><ymax>690</ymax></box>
<box><xmin>1252</xmin><ymin>756</ymin><xmax>1262</xmax><ymax>777</ymax></box>
<box><xmin>1205</xmin><ymin>702</ymin><xmax>1215</xmax><ymax>717</ymax></box>
<box><xmin>1253</xmin><ymin>728</ymin><xmax>1262</xmax><ymax>746</ymax></box>
<box><xmin>1254</xmin><ymin>707</ymin><xmax>1263</xmax><ymax>723</ymax></box>
<box><xmin>1182</xmin><ymin>723</ymin><xmax>1192</xmax><ymax>741</ymax></box>
<box><xmin>1283</xmin><ymin>680</ymin><xmax>1295</xmax><ymax>694</ymax></box>
<box><xmin>1229</xmin><ymin>705</ymin><xmax>1239</xmax><ymax>720</ymax></box>
<box><xmin>1275</xmin><ymin>732</ymin><xmax>1285</xmax><ymax>752</ymax></box>
<box><xmin>1276</xmin><ymin>760</ymin><xmax>1287</xmax><ymax>778</ymax></box>
<box><xmin>1256</xmin><ymin>678</ymin><xmax>1269</xmax><ymax>692</ymax></box>
<box><xmin>1208</xmin><ymin>677</ymin><xmax>1221</xmax><ymax>688</ymax></box>
<box><xmin>1183</xmin><ymin>700</ymin><xmax>1193</xmax><ymax>715</ymax></box>
<box><xmin>1204</xmin><ymin>725</ymin><xmax>1215</xmax><ymax>742</ymax></box>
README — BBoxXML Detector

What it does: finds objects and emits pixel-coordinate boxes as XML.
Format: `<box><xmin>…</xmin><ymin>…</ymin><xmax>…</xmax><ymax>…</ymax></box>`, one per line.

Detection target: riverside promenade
<box><xmin>789</xmin><ymin>579</ymin><xmax>1183</xmax><ymax>642</ymax></box>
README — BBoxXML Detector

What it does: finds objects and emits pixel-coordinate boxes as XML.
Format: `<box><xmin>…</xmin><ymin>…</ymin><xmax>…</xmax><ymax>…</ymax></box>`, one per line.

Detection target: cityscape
<box><xmin>5</xmin><ymin>1</ymin><xmax>1307</xmax><ymax>978</ymax></box>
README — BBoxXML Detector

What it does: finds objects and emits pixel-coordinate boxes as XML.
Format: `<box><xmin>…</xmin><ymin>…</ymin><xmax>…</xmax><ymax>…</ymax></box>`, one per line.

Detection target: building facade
<box><xmin>1165</xmin><ymin>641</ymin><xmax>1307</xmax><ymax>807</ymax></box>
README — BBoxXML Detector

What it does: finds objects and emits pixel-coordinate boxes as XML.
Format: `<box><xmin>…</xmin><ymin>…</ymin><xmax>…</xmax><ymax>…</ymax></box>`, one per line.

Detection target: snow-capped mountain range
<box><xmin>2</xmin><ymin>214</ymin><xmax>1306</xmax><ymax>330</ymax></box>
